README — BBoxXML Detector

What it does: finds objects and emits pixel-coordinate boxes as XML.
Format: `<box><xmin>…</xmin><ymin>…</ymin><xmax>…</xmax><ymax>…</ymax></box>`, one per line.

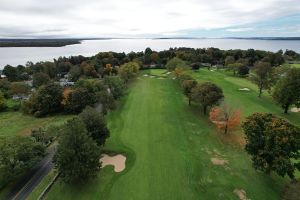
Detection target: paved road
<box><xmin>5</xmin><ymin>144</ymin><xmax>57</xmax><ymax>200</ymax></box>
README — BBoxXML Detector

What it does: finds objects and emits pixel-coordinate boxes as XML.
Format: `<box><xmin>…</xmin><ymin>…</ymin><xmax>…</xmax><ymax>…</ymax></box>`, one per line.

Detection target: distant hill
<box><xmin>0</xmin><ymin>39</ymin><xmax>82</xmax><ymax>47</ymax></box>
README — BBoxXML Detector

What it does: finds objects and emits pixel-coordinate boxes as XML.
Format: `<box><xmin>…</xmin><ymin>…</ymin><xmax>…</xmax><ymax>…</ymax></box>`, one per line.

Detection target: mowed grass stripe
<box><xmin>108</xmin><ymin>77</ymin><xmax>197</xmax><ymax>199</ymax></box>
<box><xmin>47</xmin><ymin>74</ymin><xmax>286</xmax><ymax>200</ymax></box>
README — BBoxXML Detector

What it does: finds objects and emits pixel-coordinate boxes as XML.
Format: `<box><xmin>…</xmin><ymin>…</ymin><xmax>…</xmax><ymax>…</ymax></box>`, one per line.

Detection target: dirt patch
<box><xmin>239</xmin><ymin>88</ymin><xmax>250</xmax><ymax>91</ymax></box>
<box><xmin>234</xmin><ymin>189</ymin><xmax>249</xmax><ymax>200</ymax></box>
<box><xmin>100</xmin><ymin>154</ymin><xmax>126</xmax><ymax>172</ymax></box>
<box><xmin>18</xmin><ymin>127</ymin><xmax>33</xmax><ymax>136</ymax></box>
<box><xmin>291</xmin><ymin>107</ymin><xmax>300</xmax><ymax>113</ymax></box>
<box><xmin>211</xmin><ymin>157</ymin><xmax>228</xmax><ymax>166</ymax></box>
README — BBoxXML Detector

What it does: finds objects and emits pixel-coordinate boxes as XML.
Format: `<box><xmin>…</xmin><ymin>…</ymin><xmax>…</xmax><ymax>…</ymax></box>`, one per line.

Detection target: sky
<box><xmin>0</xmin><ymin>0</ymin><xmax>300</xmax><ymax>38</ymax></box>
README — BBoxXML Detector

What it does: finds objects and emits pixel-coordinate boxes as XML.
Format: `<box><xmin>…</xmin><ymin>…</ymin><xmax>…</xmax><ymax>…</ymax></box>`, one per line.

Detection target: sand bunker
<box><xmin>100</xmin><ymin>154</ymin><xmax>126</xmax><ymax>172</ymax></box>
<box><xmin>239</xmin><ymin>88</ymin><xmax>250</xmax><ymax>91</ymax></box>
<box><xmin>143</xmin><ymin>74</ymin><xmax>149</xmax><ymax>77</ymax></box>
<box><xmin>211</xmin><ymin>157</ymin><xmax>228</xmax><ymax>166</ymax></box>
<box><xmin>234</xmin><ymin>189</ymin><xmax>249</xmax><ymax>200</ymax></box>
<box><xmin>291</xmin><ymin>107</ymin><xmax>300</xmax><ymax>113</ymax></box>
<box><xmin>166</xmin><ymin>72</ymin><xmax>171</xmax><ymax>75</ymax></box>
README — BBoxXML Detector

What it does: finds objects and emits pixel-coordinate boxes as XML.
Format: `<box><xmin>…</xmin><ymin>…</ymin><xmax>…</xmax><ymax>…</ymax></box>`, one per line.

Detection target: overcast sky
<box><xmin>1</xmin><ymin>0</ymin><xmax>300</xmax><ymax>38</ymax></box>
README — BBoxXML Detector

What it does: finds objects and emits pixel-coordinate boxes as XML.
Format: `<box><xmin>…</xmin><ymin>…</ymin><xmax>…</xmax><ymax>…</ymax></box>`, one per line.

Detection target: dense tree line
<box><xmin>2</xmin><ymin>47</ymin><xmax>298</xmax><ymax>84</ymax></box>
<box><xmin>0</xmin><ymin>136</ymin><xmax>45</xmax><ymax>189</ymax></box>
<box><xmin>0</xmin><ymin>39</ymin><xmax>80</xmax><ymax>47</ymax></box>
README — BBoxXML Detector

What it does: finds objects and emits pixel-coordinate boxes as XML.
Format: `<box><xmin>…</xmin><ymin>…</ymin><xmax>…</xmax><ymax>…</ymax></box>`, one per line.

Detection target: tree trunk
<box><xmin>203</xmin><ymin>106</ymin><xmax>207</xmax><ymax>115</ymax></box>
<box><xmin>188</xmin><ymin>98</ymin><xmax>191</xmax><ymax>106</ymax></box>
<box><xmin>284</xmin><ymin>104</ymin><xmax>289</xmax><ymax>114</ymax></box>
<box><xmin>224</xmin><ymin>123</ymin><xmax>228</xmax><ymax>134</ymax></box>
<box><xmin>258</xmin><ymin>87</ymin><xmax>262</xmax><ymax>98</ymax></box>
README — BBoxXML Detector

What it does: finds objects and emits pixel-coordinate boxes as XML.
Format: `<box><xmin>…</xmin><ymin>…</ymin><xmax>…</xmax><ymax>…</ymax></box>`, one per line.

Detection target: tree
<box><xmin>2</xmin><ymin>65</ymin><xmax>19</xmax><ymax>81</ymax></box>
<box><xmin>191</xmin><ymin>82</ymin><xmax>224</xmax><ymax>114</ymax></box>
<box><xmin>273</xmin><ymin>68</ymin><xmax>300</xmax><ymax>114</ymax></box>
<box><xmin>174</xmin><ymin>67</ymin><xmax>187</xmax><ymax>78</ymax></box>
<box><xmin>53</xmin><ymin>118</ymin><xmax>101</xmax><ymax>184</ymax></box>
<box><xmin>181</xmin><ymin>79</ymin><xmax>197</xmax><ymax>105</ymax></box>
<box><xmin>165</xmin><ymin>57</ymin><xmax>187</xmax><ymax>71</ymax></box>
<box><xmin>209</xmin><ymin>103</ymin><xmax>241</xmax><ymax>134</ymax></box>
<box><xmin>69</xmin><ymin>65</ymin><xmax>81</xmax><ymax>81</ymax></box>
<box><xmin>227</xmin><ymin>63</ymin><xmax>244</xmax><ymax>75</ymax></box>
<box><xmin>0</xmin><ymin>79</ymin><xmax>11</xmax><ymax>98</ymax></box>
<box><xmin>104</xmin><ymin>76</ymin><xmax>126</xmax><ymax>99</ymax></box>
<box><xmin>22</xmin><ymin>83</ymin><xmax>63</xmax><ymax>117</ymax></box>
<box><xmin>237</xmin><ymin>65</ymin><xmax>249</xmax><ymax>76</ymax></box>
<box><xmin>224</xmin><ymin>56</ymin><xmax>235</xmax><ymax>66</ymax></box>
<box><xmin>0</xmin><ymin>136</ymin><xmax>45</xmax><ymax>189</ymax></box>
<box><xmin>150</xmin><ymin>52</ymin><xmax>160</xmax><ymax>64</ymax></box>
<box><xmin>81</xmin><ymin>62</ymin><xmax>98</xmax><ymax>77</ymax></box>
<box><xmin>32</xmin><ymin>72</ymin><xmax>50</xmax><ymax>88</ymax></box>
<box><xmin>118</xmin><ymin>62</ymin><xmax>139</xmax><ymax>82</ymax></box>
<box><xmin>79</xmin><ymin>106</ymin><xmax>110</xmax><ymax>146</ymax></box>
<box><xmin>0</xmin><ymin>92</ymin><xmax>6</xmax><ymax>111</ymax></box>
<box><xmin>250</xmin><ymin>61</ymin><xmax>274</xmax><ymax>98</ymax></box>
<box><xmin>10</xmin><ymin>82</ymin><xmax>31</xmax><ymax>96</ymax></box>
<box><xmin>242</xmin><ymin>113</ymin><xmax>300</xmax><ymax>179</ymax></box>
<box><xmin>64</xmin><ymin>88</ymin><xmax>94</xmax><ymax>114</ymax></box>
<box><xmin>95</xmin><ymin>90</ymin><xmax>116</xmax><ymax>114</ymax></box>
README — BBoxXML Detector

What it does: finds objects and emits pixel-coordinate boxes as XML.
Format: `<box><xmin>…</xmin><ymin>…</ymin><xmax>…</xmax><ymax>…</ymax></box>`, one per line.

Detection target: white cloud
<box><xmin>226</xmin><ymin>28</ymin><xmax>254</xmax><ymax>32</ymax></box>
<box><xmin>0</xmin><ymin>0</ymin><xmax>300</xmax><ymax>37</ymax></box>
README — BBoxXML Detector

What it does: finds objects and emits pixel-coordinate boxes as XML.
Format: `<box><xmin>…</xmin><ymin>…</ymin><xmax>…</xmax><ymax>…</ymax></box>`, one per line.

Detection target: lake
<box><xmin>1</xmin><ymin>38</ymin><xmax>300</xmax><ymax>69</ymax></box>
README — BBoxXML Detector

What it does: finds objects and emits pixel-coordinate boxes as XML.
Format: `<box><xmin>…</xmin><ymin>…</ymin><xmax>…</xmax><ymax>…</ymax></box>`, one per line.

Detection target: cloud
<box><xmin>0</xmin><ymin>0</ymin><xmax>300</xmax><ymax>37</ymax></box>
<box><xmin>226</xmin><ymin>28</ymin><xmax>254</xmax><ymax>32</ymax></box>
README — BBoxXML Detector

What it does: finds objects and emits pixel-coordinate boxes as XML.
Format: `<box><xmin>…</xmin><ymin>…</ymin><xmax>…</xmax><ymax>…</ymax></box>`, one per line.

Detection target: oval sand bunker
<box><xmin>100</xmin><ymin>154</ymin><xmax>126</xmax><ymax>172</ymax></box>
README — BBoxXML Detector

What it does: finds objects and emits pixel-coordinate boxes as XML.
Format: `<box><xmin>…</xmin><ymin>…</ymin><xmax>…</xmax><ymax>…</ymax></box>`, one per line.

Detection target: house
<box><xmin>212</xmin><ymin>64</ymin><xmax>224</xmax><ymax>69</ymax></box>
<box><xmin>24</xmin><ymin>80</ymin><xmax>33</xmax><ymax>87</ymax></box>
<box><xmin>0</xmin><ymin>70</ymin><xmax>6</xmax><ymax>78</ymax></box>
<box><xmin>12</xmin><ymin>94</ymin><xmax>30</xmax><ymax>100</ymax></box>
<box><xmin>200</xmin><ymin>63</ymin><xmax>212</xmax><ymax>67</ymax></box>
<box><xmin>59</xmin><ymin>78</ymin><xmax>75</xmax><ymax>87</ymax></box>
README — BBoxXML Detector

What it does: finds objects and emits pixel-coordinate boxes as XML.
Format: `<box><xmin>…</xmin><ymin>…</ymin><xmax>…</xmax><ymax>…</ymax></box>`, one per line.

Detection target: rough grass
<box><xmin>46</xmin><ymin>72</ymin><xmax>288</xmax><ymax>200</ymax></box>
<box><xmin>0</xmin><ymin>112</ymin><xmax>73</xmax><ymax>137</ymax></box>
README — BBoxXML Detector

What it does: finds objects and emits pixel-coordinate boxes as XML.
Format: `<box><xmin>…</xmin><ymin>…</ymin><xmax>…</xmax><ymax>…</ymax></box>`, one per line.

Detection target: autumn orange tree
<box><xmin>209</xmin><ymin>103</ymin><xmax>241</xmax><ymax>134</ymax></box>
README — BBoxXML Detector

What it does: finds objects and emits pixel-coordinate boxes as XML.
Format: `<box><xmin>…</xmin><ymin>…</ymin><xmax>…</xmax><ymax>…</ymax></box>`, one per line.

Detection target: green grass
<box><xmin>189</xmin><ymin>69</ymin><xmax>300</xmax><ymax>126</ymax></box>
<box><xmin>5</xmin><ymin>99</ymin><xmax>20</xmax><ymax>110</ymax></box>
<box><xmin>291</xmin><ymin>63</ymin><xmax>300</xmax><ymax>68</ymax></box>
<box><xmin>27</xmin><ymin>170</ymin><xmax>57</xmax><ymax>200</ymax></box>
<box><xmin>0</xmin><ymin>111</ymin><xmax>74</xmax><ymax>137</ymax></box>
<box><xmin>46</xmin><ymin>73</ymin><xmax>288</xmax><ymax>200</ymax></box>
<box><xmin>142</xmin><ymin>69</ymin><xmax>168</xmax><ymax>77</ymax></box>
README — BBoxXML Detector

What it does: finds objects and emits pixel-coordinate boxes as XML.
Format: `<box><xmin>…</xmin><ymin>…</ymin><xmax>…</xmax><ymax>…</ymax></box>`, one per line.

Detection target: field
<box><xmin>291</xmin><ymin>63</ymin><xmax>300</xmax><ymax>68</ymax></box>
<box><xmin>0</xmin><ymin>112</ymin><xmax>73</xmax><ymax>137</ymax></box>
<box><xmin>45</xmin><ymin>69</ymin><xmax>298</xmax><ymax>200</ymax></box>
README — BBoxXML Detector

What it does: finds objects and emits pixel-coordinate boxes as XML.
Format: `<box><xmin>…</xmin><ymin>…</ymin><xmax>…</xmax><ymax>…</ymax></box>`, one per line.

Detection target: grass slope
<box><xmin>46</xmin><ymin>73</ymin><xmax>287</xmax><ymax>200</ymax></box>
<box><xmin>0</xmin><ymin>112</ymin><xmax>73</xmax><ymax>137</ymax></box>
